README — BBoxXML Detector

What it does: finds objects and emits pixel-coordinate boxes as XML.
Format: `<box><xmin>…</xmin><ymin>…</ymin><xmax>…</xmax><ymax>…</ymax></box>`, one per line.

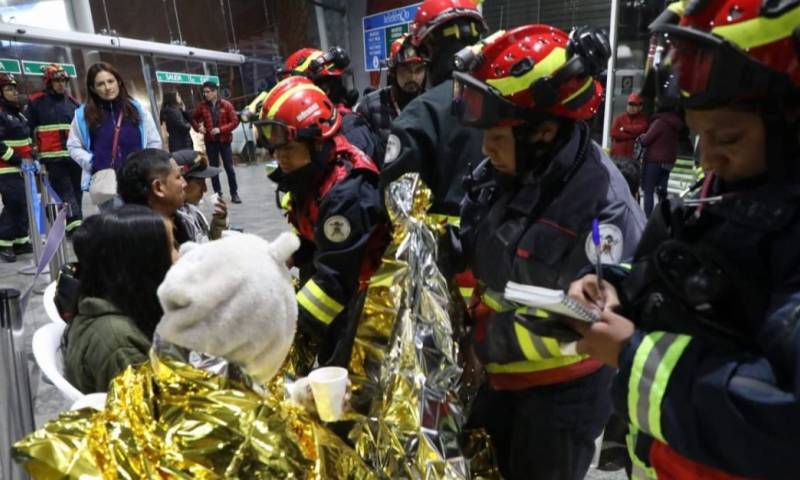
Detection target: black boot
<box><xmin>0</xmin><ymin>247</ymin><xmax>17</xmax><ymax>263</ymax></box>
<box><xmin>14</xmin><ymin>242</ymin><xmax>33</xmax><ymax>255</ymax></box>
<box><xmin>231</xmin><ymin>193</ymin><xmax>242</xmax><ymax>204</ymax></box>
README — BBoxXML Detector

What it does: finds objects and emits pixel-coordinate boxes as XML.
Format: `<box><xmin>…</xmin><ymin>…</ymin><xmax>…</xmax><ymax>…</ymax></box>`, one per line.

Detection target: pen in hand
<box><xmin>591</xmin><ymin>218</ymin><xmax>606</xmax><ymax>309</ymax></box>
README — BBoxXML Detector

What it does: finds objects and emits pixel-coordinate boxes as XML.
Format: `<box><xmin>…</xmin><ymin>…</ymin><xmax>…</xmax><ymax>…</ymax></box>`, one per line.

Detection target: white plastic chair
<box><xmin>43</xmin><ymin>281</ymin><xmax>67</xmax><ymax>325</ymax></box>
<box><xmin>32</xmin><ymin>323</ymin><xmax>83</xmax><ymax>402</ymax></box>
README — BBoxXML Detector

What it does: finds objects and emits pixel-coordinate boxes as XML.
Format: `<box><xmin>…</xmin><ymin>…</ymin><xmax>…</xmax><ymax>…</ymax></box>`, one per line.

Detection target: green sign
<box><xmin>156</xmin><ymin>71</ymin><xmax>220</xmax><ymax>86</ymax></box>
<box><xmin>0</xmin><ymin>59</ymin><xmax>22</xmax><ymax>75</ymax></box>
<box><xmin>21</xmin><ymin>61</ymin><xmax>77</xmax><ymax>77</ymax></box>
<box><xmin>384</xmin><ymin>23</ymin><xmax>409</xmax><ymax>55</ymax></box>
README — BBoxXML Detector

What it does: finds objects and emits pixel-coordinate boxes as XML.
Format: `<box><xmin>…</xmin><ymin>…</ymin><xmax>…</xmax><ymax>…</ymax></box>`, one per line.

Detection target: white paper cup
<box><xmin>308</xmin><ymin>366</ymin><xmax>348</xmax><ymax>422</ymax></box>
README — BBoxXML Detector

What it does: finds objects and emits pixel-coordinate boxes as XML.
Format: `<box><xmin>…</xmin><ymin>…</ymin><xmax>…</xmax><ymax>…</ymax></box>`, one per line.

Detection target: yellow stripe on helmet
<box><xmin>711</xmin><ymin>4</ymin><xmax>800</xmax><ymax>51</ymax></box>
<box><xmin>486</xmin><ymin>47</ymin><xmax>567</xmax><ymax>97</ymax></box>
<box><xmin>265</xmin><ymin>82</ymin><xmax>325</xmax><ymax>121</ymax></box>
<box><xmin>296</xmin><ymin>50</ymin><xmax>323</xmax><ymax>73</ymax></box>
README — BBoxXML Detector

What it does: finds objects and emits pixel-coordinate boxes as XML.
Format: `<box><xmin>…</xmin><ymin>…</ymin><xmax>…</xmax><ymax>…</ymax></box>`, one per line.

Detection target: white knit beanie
<box><xmin>156</xmin><ymin>232</ymin><xmax>300</xmax><ymax>384</ymax></box>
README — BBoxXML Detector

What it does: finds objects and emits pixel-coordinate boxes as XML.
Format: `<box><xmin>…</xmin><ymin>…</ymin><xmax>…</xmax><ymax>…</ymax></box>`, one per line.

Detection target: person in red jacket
<box><xmin>191</xmin><ymin>81</ymin><xmax>241</xmax><ymax>203</ymax></box>
<box><xmin>257</xmin><ymin>76</ymin><xmax>388</xmax><ymax>371</ymax></box>
<box><xmin>610</xmin><ymin>93</ymin><xmax>649</xmax><ymax>159</ymax></box>
<box><xmin>639</xmin><ymin>106</ymin><xmax>683</xmax><ymax>216</ymax></box>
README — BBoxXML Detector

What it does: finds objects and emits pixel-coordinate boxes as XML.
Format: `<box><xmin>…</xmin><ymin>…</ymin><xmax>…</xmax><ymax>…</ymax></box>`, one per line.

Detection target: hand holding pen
<box><xmin>591</xmin><ymin>219</ymin><xmax>606</xmax><ymax>308</ymax></box>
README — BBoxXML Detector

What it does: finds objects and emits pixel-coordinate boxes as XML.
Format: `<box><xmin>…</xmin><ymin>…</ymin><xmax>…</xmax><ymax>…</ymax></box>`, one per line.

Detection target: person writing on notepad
<box><xmin>450</xmin><ymin>25</ymin><xmax>645</xmax><ymax>479</ymax></box>
<box><xmin>566</xmin><ymin>2</ymin><xmax>800</xmax><ymax>478</ymax></box>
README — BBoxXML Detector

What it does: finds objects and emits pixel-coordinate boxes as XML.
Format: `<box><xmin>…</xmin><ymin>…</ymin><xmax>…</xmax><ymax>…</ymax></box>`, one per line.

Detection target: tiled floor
<box><xmin>1</xmin><ymin>159</ymin><xmax>623</xmax><ymax>479</ymax></box>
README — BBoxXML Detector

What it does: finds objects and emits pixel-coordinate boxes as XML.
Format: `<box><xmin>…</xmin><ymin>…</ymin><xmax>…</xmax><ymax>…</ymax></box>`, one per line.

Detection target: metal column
<box><xmin>601</xmin><ymin>0</ymin><xmax>621</xmax><ymax>151</ymax></box>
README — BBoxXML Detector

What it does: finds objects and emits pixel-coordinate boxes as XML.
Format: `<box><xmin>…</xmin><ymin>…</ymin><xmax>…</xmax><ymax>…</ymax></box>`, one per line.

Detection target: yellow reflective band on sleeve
<box><xmin>0</xmin><ymin>239</ymin><xmax>13</xmax><ymax>247</ymax></box>
<box><xmin>280</xmin><ymin>191</ymin><xmax>292</xmax><ymax>211</ymax></box>
<box><xmin>428</xmin><ymin>213</ymin><xmax>460</xmax><ymax>227</ymax></box>
<box><xmin>712</xmin><ymin>5</ymin><xmax>800</xmax><ymax>51</ymax></box>
<box><xmin>0</xmin><ymin>167</ymin><xmax>21</xmax><ymax>174</ymax></box>
<box><xmin>1</xmin><ymin>148</ymin><xmax>13</xmax><ymax>161</ymax></box>
<box><xmin>12</xmin><ymin>236</ymin><xmax>30</xmax><ymax>245</ymax></box>
<box><xmin>481</xmin><ymin>289</ymin><xmax>515</xmax><ymax>312</ymax></box>
<box><xmin>620</xmin><ymin>263</ymin><xmax>632</xmax><ymax>270</ymax></box>
<box><xmin>627</xmin><ymin>428</ymin><xmax>658</xmax><ymax>480</ymax></box>
<box><xmin>513</xmin><ymin>322</ymin><xmax>562</xmax><ymax>361</ymax></box>
<box><xmin>38</xmin><ymin>150</ymin><xmax>69</xmax><ymax>159</ymax></box>
<box><xmin>561</xmin><ymin>77</ymin><xmax>593</xmax><ymax>105</ymax></box>
<box><xmin>459</xmin><ymin>287</ymin><xmax>474</xmax><ymax>301</ymax></box>
<box><xmin>266</xmin><ymin>83</ymin><xmax>325</xmax><ymax>121</ymax></box>
<box><xmin>34</xmin><ymin>123</ymin><xmax>71</xmax><ymax>133</ymax></box>
<box><xmin>628</xmin><ymin>331</ymin><xmax>692</xmax><ymax>443</ymax></box>
<box><xmin>4</xmin><ymin>139</ymin><xmax>32</xmax><ymax>147</ymax></box>
<box><xmin>66</xmin><ymin>219</ymin><xmax>82</xmax><ymax>232</ymax></box>
<box><xmin>666</xmin><ymin>1</ymin><xmax>684</xmax><ymax>16</ymax></box>
<box><xmin>296</xmin><ymin>279</ymin><xmax>344</xmax><ymax>325</ymax></box>
<box><xmin>486</xmin><ymin>47</ymin><xmax>567</xmax><ymax>97</ymax></box>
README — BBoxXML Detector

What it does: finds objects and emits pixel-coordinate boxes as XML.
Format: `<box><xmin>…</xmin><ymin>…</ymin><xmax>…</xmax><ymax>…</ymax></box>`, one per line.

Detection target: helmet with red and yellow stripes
<box><xmin>256</xmin><ymin>76</ymin><xmax>341</xmax><ymax>148</ymax></box>
<box><xmin>452</xmin><ymin>24</ymin><xmax>609</xmax><ymax>128</ymax></box>
<box><xmin>652</xmin><ymin>0</ymin><xmax>800</xmax><ymax>108</ymax></box>
<box><xmin>279</xmin><ymin>47</ymin><xmax>350</xmax><ymax>80</ymax></box>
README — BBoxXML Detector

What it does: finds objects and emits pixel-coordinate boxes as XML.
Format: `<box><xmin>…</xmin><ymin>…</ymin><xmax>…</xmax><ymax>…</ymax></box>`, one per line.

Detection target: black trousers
<box><xmin>206</xmin><ymin>141</ymin><xmax>238</xmax><ymax>196</ymax></box>
<box><xmin>0</xmin><ymin>173</ymin><xmax>30</xmax><ymax>246</ymax></box>
<box><xmin>45</xmin><ymin>160</ymin><xmax>83</xmax><ymax>227</ymax></box>
<box><xmin>467</xmin><ymin>366</ymin><xmax>614</xmax><ymax>480</ymax></box>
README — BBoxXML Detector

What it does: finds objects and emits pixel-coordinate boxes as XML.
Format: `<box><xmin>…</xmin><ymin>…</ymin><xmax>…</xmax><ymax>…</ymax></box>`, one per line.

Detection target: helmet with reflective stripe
<box><xmin>386</xmin><ymin>34</ymin><xmax>425</xmax><ymax>69</ymax></box>
<box><xmin>280</xmin><ymin>47</ymin><xmax>349</xmax><ymax>80</ymax></box>
<box><xmin>410</xmin><ymin>0</ymin><xmax>488</xmax><ymax>47</ymax></box>
<box><xmin>452</xmin><ymin>24</ymin><xmax>607</xmax><ymax>127</ymax></box>
<box><xmin>652</xmin><ymin>0</ymin><xmax>800</xmax><ymax>108</ymax></box>
<box><xmin>256</xmin><ymin>76</ymin><xmax>341</xmax><ymax>148</ymax></box>
<box><xmin>0</xmin><ymin>73</ymin><xmax>17</xmax><ymax>89</ymax></box>
<box><xmin>43</xmin><ymin>63</ymin><xmax>69</xmax><ymax>84</ymax></box>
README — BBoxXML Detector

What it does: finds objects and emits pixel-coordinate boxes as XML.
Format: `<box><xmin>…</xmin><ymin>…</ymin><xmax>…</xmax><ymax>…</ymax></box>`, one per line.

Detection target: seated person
<box><xmin>63</xmin><ymin>205</ymin><xmax>177</xmax><ymax>393</ymax></box>
<box><xmin>172</xmin><ymin>149</ymin><xmax>228</xmax><ymax>242</ymax></box>
<box><xmin>16</xmin><ymin>232</ymin><xmax>373</xmax><ymax>478</ymax></box>
<box><xmin>117</xmin><ymin>148</ymin><xmax>190</xmax><ymax>243</ymax></box>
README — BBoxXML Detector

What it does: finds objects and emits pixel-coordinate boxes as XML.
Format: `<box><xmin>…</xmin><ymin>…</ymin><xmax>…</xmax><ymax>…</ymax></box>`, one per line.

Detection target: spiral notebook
<box><xmin>504</xmin><ymin>282</ymin><xmax>599</xmax><ymax>323</ymax></box>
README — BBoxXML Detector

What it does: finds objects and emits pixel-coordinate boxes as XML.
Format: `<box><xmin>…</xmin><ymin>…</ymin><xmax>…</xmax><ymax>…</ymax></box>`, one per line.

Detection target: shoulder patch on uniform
<box><xmin>384</xmin><ymin>134</ymin><xmax>401</xmax><ymax>164</ymax></box>
<box><xmin>585</xmin><ymin>223</ymin><xmax>624</xmax><ymax>264</ymax></box>
<box><xmin>323</xmin><ymin>215</ymin><xmax>351</xmax><ymax>243</ymax></box>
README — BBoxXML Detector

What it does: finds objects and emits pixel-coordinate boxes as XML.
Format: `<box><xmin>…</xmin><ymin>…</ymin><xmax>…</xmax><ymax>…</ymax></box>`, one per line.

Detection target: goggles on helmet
<box><xmin>452</xmin><ymin>71</ymin><xmax>545</xmax><ymax>128</ymax></box>
<box><xmin>254</xmin><ymin>120</ymin><xmax>297</xmax><ymax>149</ymax></box>
<box><xmin>654</xmin><ymin>25</ymin><xmax>791</xmax><ymax>109</ymax></box>
<box><xmin>48</xmin><ymin>69</ymin><xmax>69</xmax><ymax>81</ymax></box>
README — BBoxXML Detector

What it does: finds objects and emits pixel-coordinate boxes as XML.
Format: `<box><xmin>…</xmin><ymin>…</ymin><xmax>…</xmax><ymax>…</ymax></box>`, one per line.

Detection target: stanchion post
<box><xmin>21</xmin><ymin>158</ymin><xmax>44</xmax><ymax>266</ymax></box>
<box><xmin>0</xmin><ymin>289</ymin><xmax>35</xmax><ymax>480</ymax></box>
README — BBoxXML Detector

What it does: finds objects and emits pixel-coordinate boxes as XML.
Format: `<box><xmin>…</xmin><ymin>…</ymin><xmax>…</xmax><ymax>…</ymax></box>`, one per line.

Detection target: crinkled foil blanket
<box><xmin>12</xmin><ymin>173</ymin><xmax>496</xmax><ymax>479</ymax></box>
<box><xmin>348</xmin><ymin>173</ymin><xmax>497</xmax><ymax>479</ymax></box>
<box><xmin>12</xmin><ymin>341</ymin><xmax>375</xmax><ymax>479</ymax></box>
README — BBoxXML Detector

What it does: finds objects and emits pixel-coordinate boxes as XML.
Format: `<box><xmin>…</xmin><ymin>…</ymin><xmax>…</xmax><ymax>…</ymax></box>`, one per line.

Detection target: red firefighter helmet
<box><xmin>410</xmin><ymin>0</ymin><xmax>488</xmax><ymax>47</ymax></box>
<box><xmin>256</xmin><ymin>76</ymin><xmax>342</xmax><ymax>148</ymax></box>
<box><xmin>43</xmin><ymin>63</ymin><xmax>69</xmax><ymax>84</ymax></box>
<box><xmin>452</xmin><ymin>25</ymin><xmax>608</xmax><ymax>128</ymax></box>
<box><xmin>652</xmin><ymin>0</ymin><xmax>800</xmax><ymax>108</ymax></box>
<box><xmin>0</xmin><ymin>73</ymin><xmax>17</xmax><ymax>89</ymax></box>
<box><xmin>280</xmin><ymin>47</ymin><xmax>350</xmax><ymax>80</ymax></box>
<box><xmin>386</xmin><ymin>34</ymin><xmax>425</xmax><ymax>69</ymax></box>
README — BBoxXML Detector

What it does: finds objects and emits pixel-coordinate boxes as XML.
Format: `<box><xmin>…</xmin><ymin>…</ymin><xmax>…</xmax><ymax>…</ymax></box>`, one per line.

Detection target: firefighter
<box><xmin>257</xmin><ymin>76</ymin><xmax>388</xmax><ymax>370</ymax></box>
<box><xmin>0</xmin><ymin>73</ymin><xmax>33</xmax><ymax>262</ymax></box>
<box><xmin>27</xmin><ymin>64</ymin><xmax>82</xmax><ymax>232</ymax></box>
<box><xmin>356</xmin><ymin>33</ymin><xmax>426</xmax><ymax>166</ymax></box>
<box><xmin>378</xmin><ymin>0</ymin><xmax>488</xmax><ymax>222</ymax></box>
<box><xmin>451</xmin><ymin>25</ymin><xmax>646</xmax><ymax>479</ymax></box>
<box><xmin>567</xmin><ymin>1</ymin><xmax>800</xmax><ymax>478</ymax></box>
<box><xmin>278</xmin><ymin>47</ymin><xmax>379</xmax><ymax>161</ymax></box>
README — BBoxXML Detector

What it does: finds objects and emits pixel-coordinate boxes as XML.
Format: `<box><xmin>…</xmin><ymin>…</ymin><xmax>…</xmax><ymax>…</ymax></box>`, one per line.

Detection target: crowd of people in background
<box><xmin>4</xmin><ymin>0</ymin><xmax>800</xmax><ymax>478</ymax></box>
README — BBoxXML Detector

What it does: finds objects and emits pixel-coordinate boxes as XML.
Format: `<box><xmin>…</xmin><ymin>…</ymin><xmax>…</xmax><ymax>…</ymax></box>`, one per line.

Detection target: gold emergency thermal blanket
<box><xmin>349</xmin><ymin>173</ymin><xmax>498</xmax><ymax>479</ymax></box>
<box><xmin>12</xmin><ymin>342</ymin><xmax>375</xmax><ymax>479</ymax></box>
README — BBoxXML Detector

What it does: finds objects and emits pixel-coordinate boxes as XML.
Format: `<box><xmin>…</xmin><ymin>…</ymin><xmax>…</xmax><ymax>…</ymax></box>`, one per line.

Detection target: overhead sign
<box><xmin>156</xmin><ymin>71</ymin><xmax>220</xmax><ymax>86</ymax></box>
<box><xmin>0</xmin><ymin>59</ymin><xmax>22</xmax><ymax>75</ymax></box>
<box><xmin>362</xmin><ymin>3</ymin><xmax>421</xmax><ymax>72</ymax></box>
<box><xmin>21</xmin><ymin>61</ymin><xmax>77</xmax><ymax>77</ymax></box>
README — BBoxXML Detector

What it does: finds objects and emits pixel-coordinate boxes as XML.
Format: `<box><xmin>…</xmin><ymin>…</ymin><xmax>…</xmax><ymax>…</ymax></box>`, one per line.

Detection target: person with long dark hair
<box><xmin>63</xmin><ymin>205</ymin><xmax>177</xmax><ymax>393</ymax></box>
<box><xmin>160</xmin><ymin>90</ymin><xmax>193</xmax><ymax>152</ymax></box>
<box><xmin>67</xmin><ymin>62</ymin><xmax>161</xmax><ymax>204</ymax></box>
